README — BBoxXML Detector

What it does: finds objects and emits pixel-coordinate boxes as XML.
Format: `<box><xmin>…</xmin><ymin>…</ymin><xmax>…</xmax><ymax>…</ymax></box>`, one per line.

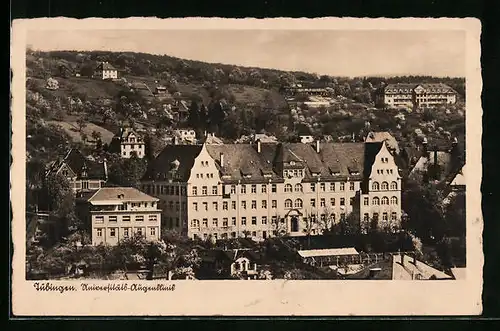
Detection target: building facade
<box><xmin>82</xmin><ymin>187</ymin><xmax>161</xmax><ymax>246</ymax></box>
<box><xmin>141</xmin><ymin>139</ymin><xmax>402</xmax><ymax>241</ymax></box>
<box><xmin>93</xmin><ymin>62</ymin><xmax>118</xmax><ymax>80</ymax></box>
<box><xmin>45</xmin><ymin>149</ymin><xmax>107</xmax><ymax>194</ymax></box>
<box><xmin>118</xmin><ymin>128</ymin><xmax>145</xmax><ymax>159</ymax></box>
<box><xmin>378</xmin><ymin>83</ymin><xmax>457</xmax><ymax>108</ymax></box>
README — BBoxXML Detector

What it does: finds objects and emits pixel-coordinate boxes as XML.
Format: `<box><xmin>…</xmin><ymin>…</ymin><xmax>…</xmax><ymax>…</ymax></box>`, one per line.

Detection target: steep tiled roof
<box><xmin>385</xmin><ymin>83</ymin><xmax>417</xmax><ymax>93</ymax></box>
<box><xmin>88</xmin><ymin>187</ymin><xmax>158</xmax><ymax>203</ymax></box>
<box><xmin>48</xmin><ymin>148</ymin><xmax>106</xmax><ymax>180</ymax></box>
<box><xmin>96</xmin><ymin>62</ymin><xmax>117</xmax><ymax>71</ymax></box>
<box><xmin>146</xmin><ymin>141</ymin><xmax>396</xmax><ymax>185</ymax></box>
<box><xmin>417</xmin><ymin>83</ymin><xmax>456</xmax><ymax>94</ymax></box>
<box><xmin>206</xmin><ymin>144</ymin><xmax>282</xmax><ymax>183</ymax></box>
<box><xmin>142</xmin><ymin>145</ymin><xmax>203</xmax><ymax>182</ymax></box>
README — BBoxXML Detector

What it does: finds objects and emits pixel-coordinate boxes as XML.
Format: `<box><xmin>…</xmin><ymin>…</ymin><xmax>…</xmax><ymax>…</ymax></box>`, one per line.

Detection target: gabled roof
<box><xmin>95</xmin><ymin>62</ymin><xmax>117</xmax><ymax>71</ymax></box>
<box><xmin>384</xmin><ymin>83</ymin><xmax>417</xmax><ymax>93</ymax></box>
<box><xmin>142</xmin><ymin>145</ymin><xmax>203</xmax><ymax>182</ymax></box>
<box><xmin>416</xmin><ymin>83</ymin><xmax>456</xmax><ymax>94</ymax></box>
<box><xmin>48</xmin><ymin>148</ymin><xmax>106</xmax><ymax>180</ymax></box>
<box><xmin>365</xmin><ymin>131</ymin><xmax>400</xmax><ymax>154</ymax></box>
<box><xmin>88</xmin><ymin>187</ymin><xmax>158</xmax><ymax>204</ymax></box>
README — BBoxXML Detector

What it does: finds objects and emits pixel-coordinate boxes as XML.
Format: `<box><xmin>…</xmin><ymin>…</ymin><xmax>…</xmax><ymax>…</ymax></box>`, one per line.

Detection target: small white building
<box><xmin>93</xmin><ymin>62</ymin><xmax>118</xmax><ymax>80</ymax></box>
<box><xmin>300</xmin><ymin>135</ymin><xmax>315</xmax><ymax>144</ymax></box>
<box><xmin>174</xmin><ymin>129</ymin><xmax>197</xmax><ymax>145</ymax></box>
<box><xmin>119</xmin><ymin>128</ymin><xmax>145</xmax><ymax>159</ymax></box>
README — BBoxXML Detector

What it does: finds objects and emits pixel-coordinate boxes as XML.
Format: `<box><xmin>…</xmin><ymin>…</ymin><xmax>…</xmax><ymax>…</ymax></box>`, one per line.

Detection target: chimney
<box><xmin>220</xmin><ymin>153</ymin><xmax>224</xmax><ymax>167</ymax></box>
<box><xmin>257</xmin><ymin>139</ymin><xmax>261</xmax><ymax>153</ymax></box>
<box><xmin>316</xmin><ymin>139</ymin><xmax>320</xmax><ymax>153</ymax></box>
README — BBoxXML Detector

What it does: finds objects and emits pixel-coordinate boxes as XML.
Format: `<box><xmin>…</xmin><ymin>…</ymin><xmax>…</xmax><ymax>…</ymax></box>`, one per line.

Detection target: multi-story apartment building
<box><xmin>376</xmin><ymin>83</ymin><xmax>457</xmax><ymax>108</ymax></box>
<box><xmin>45</xmin><ymin>148</ymin><xmax>107</xmax><ymax>194</ymax></box>
<box><xmin>141</xmin><ymin>139</ymin><xmax>402</xmax><ymax>241</ymax></box>
<box><xmin>78</xmin><ymin>187</ymin><xmax>161</xmax><ymax>246</ymax></box>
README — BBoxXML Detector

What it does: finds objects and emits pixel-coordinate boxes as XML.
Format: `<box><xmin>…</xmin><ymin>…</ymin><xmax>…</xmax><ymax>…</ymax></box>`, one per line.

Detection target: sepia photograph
<box><xmin>11</xmin><ymin>17</ymin><xmax>483</xmax><ymax>316</ymax></box>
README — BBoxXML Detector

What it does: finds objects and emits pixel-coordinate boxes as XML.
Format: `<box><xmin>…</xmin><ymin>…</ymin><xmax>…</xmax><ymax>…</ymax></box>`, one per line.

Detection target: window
<box><xmin>252</xmin><ymin>231</ymin><xmax>257</xmax><ymax>237</ymax></box>
<box><xmin>109</xmin><ymin>216</ymin><xmax>117</xmax><ymax>222</ymax></box>
<box><xmin>191</xmin><ymin>219</ymin><xmax>200</xmax><ymax>228</ymax></box>
<box><xmin>340</xmin><ymin>213</ymin><xmax>346</xmax><ymax>221</ymax></box>
<box><xmin>295</xmin><ymin>199</ymin><xmax>303</xmax><ymax>208</ymax></box>
<box><xmin>223</xmin><ymin>218</ymin><xmax>228</xmax><ymax>227</ymax></box>
<box><xmin>272</xmin><ymin>216</ymin><xmax>277</xmax><ymax>224</ymax></box>
<box><xmin>363</xmin><ymin>213</ymin><xmax>369</xmax><ymax>222</ymax></box>
<box><xmin>285</xmin><ymin>199</ymin><xmax>293</xmax><ymax>209</ymax></box>
<box><xmin>175</xmin><ymin>201</ymin><xmax>180</xmax><ymax>211</ymax></box>
<box><xmin>382</xmin><ymin>213</ymin><xmax>388</xmax><ymax>221</ymax></box>
<box><xmin>364</xmin><ymin>197</ymin><xmax>369</xmax><ymax>206</ymax></box>
<box><xmin>330</xmin><ymin>198</ymin><xmax>335</xmax><ymax>206</ymax></box>
<box><xmin>213</xmin><ymin>233</ymin><xmax>218</xmax><ymax>240</ymax></box>
<box><xmin>241</xmin><ymin>217</ymin><xmax>247</xmax><ymax>226</ymax></box>
<box><xmin>223</xmin><ymin>201</ymin><xmax>228</xmax><ymax>210</ymax></box>
<box><xmin>149</xmin><ymin>215</ymin><xmax>157</xmax><ymax>221</ymax></box>
<box><xmin>381</xmin><ymin>197</ymin><xmax>389</xmax><ymax>205</ymax></box>
<box><xmin>202</xmin><ymin>218</ymin><xmax>208</xmax><ymax>227</ymax></box>
<box><xmin>261</xmin><ymin>185</ymin><xmax>267</xmax><ymax>193</ymax></box>
<box><xmin>202</xmin><ymin>186</ymin><xmax>208</xmax><ymax>195</ymax></box>
<box><xmin>241</xmin><ymin>201</ymin><xmax>247</xmax><ymax>209</ymax></box>
<box><xmin>262</xmin><ymin>200</ymin><xmax>267</xmax><ymax>209</ymax></box>
<box><xmin>372</xmin><ymin>197</ymin><xmax>380</xmax><ymax>205</ymax></box>
<box><xmin>320</xmin><ymin>183</ymin><xmax>326</xmax><ymax>192</ymax></box>
<box><xmin>241</xmin><ymin>185</ymin><xmax>246</xmax><ymax>194</ymax></box>
<box><xmin>230</xmin><ymin>185</ymin><xmax>236</xmax><ymax>194</ymax></box>
<box><xmin>294</xmin><ymin>183</ymin><xmax>303</xmax><ymax>192</ymax></box>
<box><xmin>310</xmin><ymin>183</ymin><xmax>316</xmax><ymax>192</ymax></box>
<box><xmin>193</xmin><ymin>202</ymin><xmax>198</xmax><ymax>211</ymax></box>
<box><xmin>391</xmin><ymin>196</ymin><xmax>398</xmax><ymax>205</ymax></box>
<box><xmin>320</xmin><ymin>198</ymin><xmax>326</xmax><ymax>207</ymax></box>
<box><xmin>272</xmin><ymin>200</ymin><xmax>277</xmax><ymax>208</ymax></box>
<box><xmin>391</xmin><ymin>212</ymin><xmax>397</xmax><ymax>221</ymax></box>
<box><xmin>213</xmin><ymin>202</ymin><xmax>218</xmax><ymax>211</ymax></box>
<box><xmin>231</xmin><ymin>232</ymin><xmax>236</xmax><ymax>238</ymax></box>
<box><xmin>251</xmin><ymin>185</ymin><xmax>257</xmax><ymax>193</ymax></box>
<box><xmin>150</xmin><ymin>227</ymin><xmax>157</xmax><ymax>236</ymax></box>
<box><xmin>231</xmin><ymin>201</ymin><xmax>236</xmax><ymax>210</ymax></box>
<box><xmin>232</xmin><ymin>217</ymin><xmax>237</xmax><ymax>226</ymax></box>
<box><xmin>252</xmin><ymin>217</ymin><xmax>257</xmax><ymax>225</ymax></box>
<box><xmin>339</xmin><ymin>183</ymin><xmax>345</xmax><ymax>191</ymax></box>
<box><xmin>284</xmin><ymin>184</ymin><xmax>293</xmax><ymax>193</ymax></box>
<box><xmin>350</xmin><ymin>197</ymin><xmax>355</xmax><ymax>205</ymax></box>
<box><xmin>310</xmin><ymin>199</ymin><xmax>316</xmax><ymax>207</ymax></box>
<box><xmin>381</xmin><ymin>182</ymin><xmax>389</xmax><ymax>190</ymax></box>
<box><xmin>110</xmin><ymin>228</ymin><xmax>116</xmax><ymax>237</ymax></box>
<box><xmin>95</xmin><ymin>216</ymin><xmax>104</xmax><ymax>223</ymax></box>
<box><xmin>350</xmin><ymin>182</ymin><xmax>355</xmax><ymax>191</ymax></box>
<box><xmin>372</xmin><ymin>182</ymin><xmax>379</xmax><ymax>191</ymax></box>
<box><xmin>251</xmin><ymin>200</ymin><xmax>256</xmax><ymax>209</ymax></box>
<box><xmin>390</xmin><ymin>181</ymin><xmax>398</xmax><ymax>190</ymax></box>
<box><xmin>212</xmin><ymin>186</ymin><xmax>218</xmax><ymax>195</ymax></box>
<box><xmin>330</xmin><ymin>183</ymin><xmax>335</xmax><ymax>191</ymax></box>
<box><xmin>271</xmin><ymin>184</ymin><xmax>277</xmax><ymax>193</ymax></box>
<box><xmin>122</xmin><ymin>215</ymin><xmax>131</xmax><ymax>222</ymax></box>
<box><xmin>169</xmin><ymin>201</ymin><xmax>174</xmax><ymax>210</ymax></box>
<box><xmin>203</xmin><ymin>202</ymin><xmax>208</xmax><ymax>211</ymax></box>
<box><xmin>340</xmin><ymin>198</ymin><xmax>345</xmax><ymax>206</ymax></box>
<box><xmin>212</xmin><ymin>218</ymin><xmax>218</xmax><ymax>227</ymax></box>
<box><xmin>262</xmin><ymin>216</ymin><xmax>267</xmax><ymax>225</ymax></box>
<box><xmin>124</xmin><ymin>228</ymin><xmax>130</xmax><ymax>237</ymax></box>
<box><xmin>96</xmin><ymin>228</ymin><xmax>103</xmax><ymax>237</ymax></box>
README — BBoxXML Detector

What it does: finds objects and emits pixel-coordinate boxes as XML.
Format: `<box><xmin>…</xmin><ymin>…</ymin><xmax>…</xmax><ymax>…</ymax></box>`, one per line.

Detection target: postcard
<box><xmin>11</xmin><ymin>17</ymin><xmax>483</xmax><ymax>316</ymax></box>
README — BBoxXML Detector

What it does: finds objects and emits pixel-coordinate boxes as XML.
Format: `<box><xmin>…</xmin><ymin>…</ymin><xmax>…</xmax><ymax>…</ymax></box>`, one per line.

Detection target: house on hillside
<box><xmin>76</xmin><ymin>187</ymin><xmax>161</xmax><ymax>246</ymax></box>
<box><xmin>45</xmin><ymin>148</ymin><xmax>108</xmax><ymax>194</ymax></box>
<box><xmin>172</xmin><ymin>129</ymin><xmax>197</xmax><ymax>145</ymax></box>
<box><xmin>93</xmin><ymin>62</ymin><xmax>118</xmax><ymax>80</ymax></box>
<box><xmin>109</xmin><ymin>128</ymin><xmax>146</xmax><ymax>159</ymax></box>
<box><xmin>409</xmin><ymin>138</ymin><xmax>459</xmax><ymax>183</ymax></box>
<box><xmin>376</xmin><ymin>83</ymin><xmax>457</xmax><ymax>109</ymax></box>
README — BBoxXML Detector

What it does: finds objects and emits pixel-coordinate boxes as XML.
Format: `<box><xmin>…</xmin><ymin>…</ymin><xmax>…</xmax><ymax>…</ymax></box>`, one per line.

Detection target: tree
<box><xmin>187</xmin><ymin>100</ymin><xmax>200</xmax><ymax>128</ymax></box>
<box><xmin>339</xmin><ymin>212</ymin><xmax>361</xmax><ymax>236</ymax></box>
<box><xmin>301</xmin><ymin>211</ymin><xmax>316</xmax><ymax>249</ymax></box>
<box><xmin>108</xmin><ymin>155</ymin><xmax>147</xmax><ymax>188</ymax></box>
<box><xmin>270</xmin><ymin>212</ymin><xmax>287</xmax><ymax>237</ymax></box>
<box><xmin>76</xmin><ymin>117</ymin><xmax>87</xmax><ymax>133</ymax></box>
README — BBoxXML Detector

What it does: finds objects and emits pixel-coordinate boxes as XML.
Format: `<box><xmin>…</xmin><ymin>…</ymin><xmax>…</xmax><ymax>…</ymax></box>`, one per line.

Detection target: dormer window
<box><xmin>290</xmin><ymin>161</ymin><xmax>295</xmax><ymax>166</ymax></box>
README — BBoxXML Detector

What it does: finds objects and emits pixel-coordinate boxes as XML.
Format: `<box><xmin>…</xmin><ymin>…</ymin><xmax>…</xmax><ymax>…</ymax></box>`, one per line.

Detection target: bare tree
<box><xmin>270</xmin><ymin>212</ymin><xmax>287</xmax><ymax>238</ymax></box>
<box><xmin>319</xmin><ymin>206</ymin><xmax>335</xmax><ymax>234</ymax></box>
<box><xmin>302</xmin><ymin>210</ymin><xmax>316</xmax><ymax>249</ymax></box>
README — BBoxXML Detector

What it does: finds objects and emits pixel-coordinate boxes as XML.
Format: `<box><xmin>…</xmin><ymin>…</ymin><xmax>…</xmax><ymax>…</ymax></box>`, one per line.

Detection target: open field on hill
<box><xmin>46</xmin><ymin>120</ymin><xmax>115</xmax><ymax>145</ymax></box>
